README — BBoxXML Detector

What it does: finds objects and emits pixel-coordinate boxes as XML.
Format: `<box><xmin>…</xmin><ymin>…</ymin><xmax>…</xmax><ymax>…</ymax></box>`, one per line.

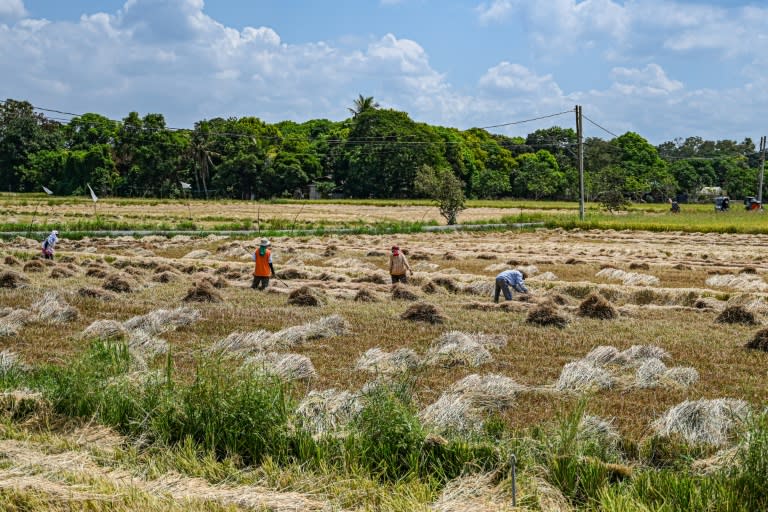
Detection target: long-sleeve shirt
<box><xmin>389</xmin><ymin>253</ymin><xmax>411</xmax><ymax>276</ymax></box>
<box><xmin>42</xmin><ymin>233</ymin><xmax>58</xmax><ymax>251</ymax></box>
<box><xmin>495</xmin><ymin>269</ymin><xmax>528</xmax><ymax>293</ymax></box>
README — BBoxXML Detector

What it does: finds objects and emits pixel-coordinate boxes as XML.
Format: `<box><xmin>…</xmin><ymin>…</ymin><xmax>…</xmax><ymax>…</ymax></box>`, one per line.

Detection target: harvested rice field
<box><xmin>1</xmin><ymin>226</ymin><xmax>767</xmax><ymax>511</ymax></box>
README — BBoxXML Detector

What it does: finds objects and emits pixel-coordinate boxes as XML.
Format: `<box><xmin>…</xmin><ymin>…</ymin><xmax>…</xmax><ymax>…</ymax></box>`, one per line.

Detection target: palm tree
<box><xmin>348</xmin><ymin>94</ymin><xmax>380</xmax><ymax>117</ymax></box>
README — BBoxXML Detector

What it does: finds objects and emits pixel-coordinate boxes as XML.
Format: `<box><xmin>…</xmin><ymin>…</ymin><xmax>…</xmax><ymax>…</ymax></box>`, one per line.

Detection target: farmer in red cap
<box><xmin>252</xmin><ymin>238</ymin><xmax>275</xmax><ymax>290</ymax></box>
<box><xmin>389</xmin><ymin>245</ymin><xmax>413</xmax><ymax>284</ymax></box>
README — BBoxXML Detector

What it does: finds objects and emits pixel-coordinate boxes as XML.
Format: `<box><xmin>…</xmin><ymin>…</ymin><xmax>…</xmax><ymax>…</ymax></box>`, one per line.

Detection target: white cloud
<box><xmin>611</xmin><ymin>63</ymin><xmax>683</xmax><ymax>95</ymax></box>
<box><xmin>475</xmin><ymin>0</ymin><xmax>513</xmax><ymax>24</ymax></box>
<box><xmin>0</xmin><ymin>0</ymin><xmax>27</xmax><ymax>20</ymax></box>
<box><xmin>1</xmin><ymin>0</ymin><xmax>767</xmax><ymax>145</ymax></box>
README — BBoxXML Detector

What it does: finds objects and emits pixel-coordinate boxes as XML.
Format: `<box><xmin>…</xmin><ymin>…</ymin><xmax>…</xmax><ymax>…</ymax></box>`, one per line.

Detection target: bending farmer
<box><xmin>41</xmin><ymin>230</ymin><xmax>59</xmax><ymax>260</ymax></box>
<box><xmin>252</xmin><ymin>238</ymin><xmax>275</xmax><ymax>290</ymax></box>
<box><xmin>494</xmin><ymin>269</ymin><xmax>529</xmax><ymax>303</ymax></box>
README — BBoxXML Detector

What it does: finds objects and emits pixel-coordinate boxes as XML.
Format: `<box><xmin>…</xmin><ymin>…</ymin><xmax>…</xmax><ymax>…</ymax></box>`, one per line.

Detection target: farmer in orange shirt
<box><xmin>252</xmin><ymin>238</ymin><xmax>276</xmax><ymax>290</ymax></box>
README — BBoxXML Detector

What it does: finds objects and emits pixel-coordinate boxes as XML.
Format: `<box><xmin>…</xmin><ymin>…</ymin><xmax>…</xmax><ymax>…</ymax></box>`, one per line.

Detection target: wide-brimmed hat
<box><xmin>52</xmin><ymin>230</ymin><xmax>59</xmax><ymax>236</ymax></box>
<box><xmin>259</xmin><ymin>238</ymin><xmax>271</xmax><ymax>247</ymax></box>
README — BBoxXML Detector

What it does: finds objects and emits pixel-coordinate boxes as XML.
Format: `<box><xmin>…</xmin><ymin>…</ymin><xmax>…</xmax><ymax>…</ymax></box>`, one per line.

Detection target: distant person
<box><xmin>494</xmin><ymin>269</ymin><xmax>529</xmax><ymax>303</ymax></box>
<box><xmin>670</xmin><ymin>199</ymin><xmax>680</xmax><ymax>214</ymax></box>
<box><xmin>41</xmin><ymin>230</ymin><xmax>58</xmax><ymax>260</ymax></box>
<box><xmin>389</xmin><ymin>245</ymin><xmax>413</xmax><ymax>284</ymax></box>
<box><xmin>252</xmin><ymin>238</ymin><xmax>275</xmax><ymax>290</ymax></box>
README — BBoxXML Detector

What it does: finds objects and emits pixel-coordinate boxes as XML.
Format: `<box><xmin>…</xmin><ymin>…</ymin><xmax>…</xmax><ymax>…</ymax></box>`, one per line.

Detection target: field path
<box><xmin>0</xmin><ymin>438</ymin><xmax>331</xmax><ymax>511</ymax></box>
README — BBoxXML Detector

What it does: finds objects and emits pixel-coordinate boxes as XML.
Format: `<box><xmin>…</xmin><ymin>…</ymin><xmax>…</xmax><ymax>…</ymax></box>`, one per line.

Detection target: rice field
<box><xmin>1</xmin><ymin>220</ymin><xmax>768</xmax><ymax>510</ymax></box>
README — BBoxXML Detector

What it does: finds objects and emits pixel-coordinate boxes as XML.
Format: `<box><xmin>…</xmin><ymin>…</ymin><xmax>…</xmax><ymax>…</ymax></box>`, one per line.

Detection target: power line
<box><xmin>478</xmin><ymin>110</ymin><xmax>574</xmax><ymax>130</ymax></box>
<box><xmin>582</xmin><ymin>114</ymin><xmax>619</xmax><ymax>138</ymax></box>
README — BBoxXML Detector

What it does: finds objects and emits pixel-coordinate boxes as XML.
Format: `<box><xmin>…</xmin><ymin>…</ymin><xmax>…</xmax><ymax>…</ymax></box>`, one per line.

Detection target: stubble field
<box><xmin>1</xmin><ymin>218</ymin><xmax>768</xmax><ymax>510</ymax></box>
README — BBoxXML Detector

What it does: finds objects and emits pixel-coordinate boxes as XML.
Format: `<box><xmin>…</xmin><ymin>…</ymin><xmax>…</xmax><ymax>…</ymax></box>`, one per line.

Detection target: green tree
<box><xmin>0</xmin><ymin>99</ymin><xmax>63</xmax><ymax>192</ymax></box>
<box><xmin>348</xmin><ymin>94</ymin><xmax>380</xmax><ymax>117</ymax></box>
<box><xmin>592</xmin><ymin>165</ymin><xmax>632</xmax><ymax>212</ymax></box>
<box><xmin>414</xmin><ymin>164</ymin><xmax>466</xmax><ymax>225</ymax></box>
<box><xmin>512</xmin><ymin>150</ymin><xmax>565</xmax><ymax>199</ymax></box>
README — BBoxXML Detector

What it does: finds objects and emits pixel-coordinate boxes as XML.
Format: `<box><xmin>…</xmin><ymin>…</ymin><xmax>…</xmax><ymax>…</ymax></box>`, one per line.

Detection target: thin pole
<box><xmin>758</xmin><ymin>136</ymin><xmax>766</xmax><ymax>207</ymax></box>
<box><xmin>510</xmin><ymin>454</ymin><xmax>517</xmax><ymax>507</ymax></box>
<box><xmin>576</xmin><ymin>105</ymin><xmax>585</xmax><ymax>221</ymax></box>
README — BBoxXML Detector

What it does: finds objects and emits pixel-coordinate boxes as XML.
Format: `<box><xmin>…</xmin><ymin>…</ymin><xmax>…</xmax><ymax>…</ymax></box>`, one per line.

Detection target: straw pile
<box><xmin>351</xmin><ymin>272</ymin><xmax>389</xmax><ymax>284</ymax></box>
<box><xmin>425</xmin><ymin>331</ymin><xmax>494</xmax><ymax>368</ymax></box>
<box><xmin>243</xmin><ymin>353</ymin><xmax>317</xmax><ymax>382</ymax></box>
<box><xmin>421</xmin><ymin>280</ymin><xmax>440</xmax><ymax>294</ymax></box>
<box><xmin>3</xmin><ymin>255</ymin><xmax>20</xmax><ymax>266</ymax></box>
<box><xmin>715</xmin><ymin>305</ymin><xmax>757</xmax><ymax>325</ymax></box>
<box><xmin>22</xmin><ymin>260</ymin><xmax>45</xmax><ymax>272</ymax></box>
<box><xmin>526</xmin><ymin>303</ymin><xmax>569</xmax><ymax>328</ymax></box>
<box><xmin>296</xmin><ymin>389</ymin><xmax>362</xmax><ymax>436</ymax></box>
<box><xmin>277</xmin><ymin>268</ymin><xmax>310</xmax><ymax>280</ymax></box>
<box><xmin>596</xmin><ymin>268</ymin><xmax>660</xmax><ymax>286</ymax></box>
<box><xmin>0</xmin><ymin>308</ymin><xmax>32</xmax><ymax>337</ymax></box>
<box><xmin>400</xmin><ymin>302</ymin><xmax>446</xmax><ymax>324</ymax></box>
<box><xmin>355</xmin><ymin>347</ymin><xmax>421</xmax><ymax>375</ymax></box>
<box><xmin>706</xmin><ymin>274</ymin><xmax>768</xmax><ymax>292</ymax></box>
<box><xmin>263</xmin><ymin>315</ymin><xmax>350</xmax><ymax>351</ymax></box>
<box><xmin>431</xmin><ymin>472</ymin><xmax>512</xmax><ymax>512</ymax></box>
<box><xmin>82</xmin><ymin>320</ymin><xmax>128</xmax><ymax>341</ymax></box>
<box><xmin>578</xmin><ymin>293</ymin><xmax>617</xmax><ymax>320</ymax></box>
<box><xmin>123</xmin><ymin>307</ymin><xmax>200</xmax><ymax>336</ymax></box>
<box><xmin>746</xmin><ymin>327</ymin><xmax>768</xmax><ymax>351</ymax></box>
<box><xmin>421</xmin><ymin>374</ymin><xmax>525</xmax><ymax>434</ymax></box>
<box><xmin>287</xmin><ymin>286</ymin><xmax>326</xmax><ymax>307</ymax></box>
<box><xmin>127</xmin><ymin>330</ymin><xmax>169</xmax><ymax>357</ymax></box>
<box><xmin>50</xmin><ymin>265</ymin><xmax>76</xmax><ymax>279</ymax></box>
<box><xmin>210</xmin><ymin>330</ymin><xmax>271</xmax><ymax>355</ymax></box>
<box><xmin>0</xmin><ymin>350</ymin><xmax>25</xmax><ymax>373</ymax></box>
<box><xmin>182</xmin><ymin>249</ymin><xmax>210</xmax><ymax>259</ymax></box>
<box><xmin>85</xmin><ymin>267</ymin><xmax>110</xmax><ymax>278</ymax></box>
<box><xmin>183</xmin><ymin>281</ymin><xmax>223</xmax><ymax>303</ymax></box>
<box><xmin>354</xmin><ymin>288</ymin><xmax>379</xmax><ymax>302</ymax></box>
<box><xmin>152</xmin><ymin>271</ymin><xmax>178</xmax><ymax>283</ymax></box>
<box><xmin>391</xmin><ymin>283</ymin><xmax>420</xmax><ymax>301</ymax></box>
<box><xmin>77</xmin><ymin>286</ymin><xmax>118</xmax><ymax>301</ymax></box>
<box><xmin>652</xmin><ymin>398</ymin><xmax>750</xmax><ymax>446</ymax></box>
<box><xmin>0</xmin><ymin>270</ymin><xmax>28</xmax><ymax>289</ymax></box>
<box><xmin>31</xmin><ymin>292</ymin><xmax>78</xmax><ymax>323</ymax></box>
<box><xmin>102</xmin><ymin>273</ymin><xmax>138</xmax><ymax>293</ymax></box>
<box><xmin>555</xmin><ymin>361</ymin><xmax>615</xmax><ymax>392</ymax></box>
<box><xmin>462</xmin><ymin>281</ymin><xmax>495</xmax><ymax>296</ymax></box>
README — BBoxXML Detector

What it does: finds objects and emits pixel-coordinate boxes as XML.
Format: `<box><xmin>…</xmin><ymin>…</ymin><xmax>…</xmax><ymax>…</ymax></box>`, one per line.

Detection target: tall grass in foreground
<box><xmin>2</xmin><ymin>342</ymin><xmax>767</xmax><ymax>509</ymax></box>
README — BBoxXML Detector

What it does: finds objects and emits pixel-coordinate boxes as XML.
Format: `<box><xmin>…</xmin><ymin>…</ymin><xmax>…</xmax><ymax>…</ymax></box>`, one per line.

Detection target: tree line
<box><xmin>0</xmin><ymin>97</ymin><xmax>761</xmax><ymax>203</ymax></box>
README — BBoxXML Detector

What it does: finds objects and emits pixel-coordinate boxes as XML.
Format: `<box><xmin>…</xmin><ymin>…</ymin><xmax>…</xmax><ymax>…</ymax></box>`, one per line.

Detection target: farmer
<box><xmin>389</xmin><ymin>245</ymin><xmax>413</xmax><ymax>284</ymax></box>
<box><xmin>494</xmin><ymin>269</ymin><xmax>529</xmax><ymax>303</ymax></box>
<box><xmin>41</xmin><ymin>230</ymin><xmax>59</xmax><ymax>260</ymax></box>
<box><xmin>252</xmin><ymin>238</ymin><xmax>275</xmax><ymax>290</ymax></box>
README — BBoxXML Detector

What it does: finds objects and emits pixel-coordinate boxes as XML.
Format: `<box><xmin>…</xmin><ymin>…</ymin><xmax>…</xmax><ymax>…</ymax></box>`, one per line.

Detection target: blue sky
<box><xmin>2</xmin><ymin>0</ymin><xmax>767</xmax><ymax>144</ymax></box>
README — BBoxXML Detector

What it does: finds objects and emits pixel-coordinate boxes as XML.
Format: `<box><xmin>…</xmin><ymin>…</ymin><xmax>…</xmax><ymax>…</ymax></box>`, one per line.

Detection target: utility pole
<box><xmin>758</xmin><ymin>136</ymin><xmax>766</xmax><ymax>208</ymax></box>
<box><xmin>576</xmin><ymin>105</ymin><xmax>585</xmax><ymax>221</ymax></box>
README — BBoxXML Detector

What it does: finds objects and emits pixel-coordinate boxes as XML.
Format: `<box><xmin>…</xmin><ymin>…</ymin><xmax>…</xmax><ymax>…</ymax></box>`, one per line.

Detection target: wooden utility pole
<box><xmin>758</xmin><ymin>136</ymin><xmax>766</xmax><ymax>207</ymax></box>
<box><xmin>576</xmin><ymin>105</ymin><xmax>585</xmax><ymax>221</ymax></box>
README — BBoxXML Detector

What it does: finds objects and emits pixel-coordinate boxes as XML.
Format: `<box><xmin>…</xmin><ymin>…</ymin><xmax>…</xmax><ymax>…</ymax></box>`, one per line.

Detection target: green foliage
<box><xmin>513</xmin><ymin>150</ymin><xmax>565</xmax><ymax>199</ymax></box>
<box><xmin>414</xmin><ymin>164</ymin><xmax>466</xmax><ymax>224</ymax></box>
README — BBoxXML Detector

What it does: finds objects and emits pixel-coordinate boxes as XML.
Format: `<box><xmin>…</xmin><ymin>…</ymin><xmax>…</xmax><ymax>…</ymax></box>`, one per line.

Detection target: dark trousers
<box><xmin>494</xmin><ymin>278</ymin><xmax>513</xmax><ymax>302</ymax></box>
<box><xmin>252</xmin><ymin>276</ymin><xmax>270</xmax><ymax>290</ymax></box>
<box><xmin>391</xmin><ymin>274</ymin><xmax>407</xmax><ymax>284</ymax></box>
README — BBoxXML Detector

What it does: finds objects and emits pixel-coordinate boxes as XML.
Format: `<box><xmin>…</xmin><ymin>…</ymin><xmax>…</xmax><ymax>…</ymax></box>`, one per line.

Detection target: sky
<box><xmin>1</xmin><ymin>0</ymin><xmax>767</xmax><ymax>144</ymax></box>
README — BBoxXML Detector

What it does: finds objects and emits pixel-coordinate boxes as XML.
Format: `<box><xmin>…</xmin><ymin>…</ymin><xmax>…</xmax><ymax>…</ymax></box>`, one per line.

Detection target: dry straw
<box><xmin>555</xmin><ymin>361</ymin><xmax>614</xmax><ymax>392</ymax></box>
<box><xmin>102</xmin><ymin>273</ymin><xmax>138</xmax><ymax>293</ymax></box>
<box><xmin>77</xmin><ymin>286</ymin><xmax>118</xmax><ymax>301</ymax></box>
<box><xmin>715</xmin><ymin>305</ymin><xmax>758</xmax><ymax>325</ymax></box>
<box><xmin>400</xmin><ymin>302</ymin><xmax>446</xmax><ymax>324</ymax></box>
<box><xmin>355</xmin><ymin>347</ymin><xmax>421</xmax><ymax>375</ymax></box>
<box><xmin>391</xmin><ymin>283</ymin><xmax>420</xmax><ymax>301</ymax></box>
<box><xmin>746</xmin><ymin>327</ymin><xmax>768</xmax><ymax>351</ymax></box>
<box><xmin>82</xmin><ymin>320</ymin><xmax>129</xmax><ymax>341</ymax></box>
<box><xmin>296</xmin><ymin>389</ymin><xmax>362</xmax><ymax>436</ymax></box>
<box><xmin>596</xmin><ymin>268</ymin><xmax>660</xmax><ymax>286</ymax></box>
<box><xmin>183</xmin><ymin>281</ymin><xmax>223</xmax><ymax>302</ymax></box>
<box><xmin>577</xmin><ymin>293</ymin><xmax>617</xmax><ymax>320</ymax></box>
<box><xmin>243</xmin><ymin>352</ymin><xmax>317</xmax><ymax>382</ymax></box>
<box><xmin>353</xmin><ymin>288</ymin><xmax>379</xmax><ymax>302</ymax></box>
<box><xmin>31</xmin><ymin>292</ymin><xmax>78</xmax><ymax>323</ymax></box>
<box><xmin>0</xmin><ymin>270</ymin><xmax>28</xmax><ymax>288</ymax></box>
<box><xmin>287</xmin><ymin>286</ymin><xmax>326</xmax><ymax>307</ymax></box>
<box><xmin>653</xmin><ymin>398</ymin><xmax>750</xmax><ymax>446</ymax></box>
<box><xmin>425</xmin><ymin>331</ymin><xmax>495</xmax><ymax>368</ymax></box>
<box><xmin>526</xmin><ymin>303</ymin><xmax>569</xmax><ymax>328</ymax></box>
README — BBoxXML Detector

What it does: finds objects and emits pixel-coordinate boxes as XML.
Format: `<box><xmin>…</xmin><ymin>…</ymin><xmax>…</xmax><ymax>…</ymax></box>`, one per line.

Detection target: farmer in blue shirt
<box><xmin>494</xmin><ymin>269</ymin><xmax>529</xmax><ymax>303</ymax></box>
